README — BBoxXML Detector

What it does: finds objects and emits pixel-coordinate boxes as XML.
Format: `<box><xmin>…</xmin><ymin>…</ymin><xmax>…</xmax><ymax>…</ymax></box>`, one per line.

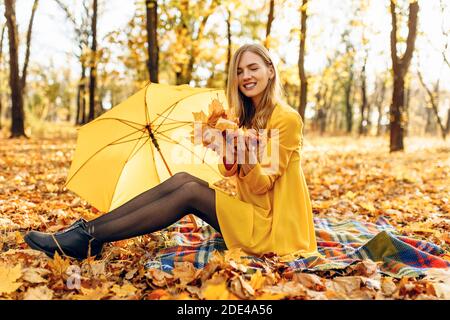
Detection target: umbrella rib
<box><xmin>64</xmin><ymin>127</ymin><xmax>145</xmax><ymax>188</ymax></box>
<box><xmin>156</xmin><ymin>132</ymin><xmax>221</xmax><ymax>176</ymax></box>
<box><xmin>107</xmin><ymin>132</ymin><xmax>150</xmax><ymax>211</ymax></box>
<box><xmin>150</xmin><ymin>88</ymin><xmax>220</xmax><ymax>130</ymax></box>
<box><xmin>153</xmin><ymin>100</ymin><xmax>179</xmax><ymax>133</ymax></box>
<box><xmin>156</xmin><ymin>122</ymin><xmax>193</xmax><ymax>135</ymax></box>
<box><xmin>154</xmin><ymin>114</ymin><xmax>194</xmax><ymax>125</ymax></box>
<box><xmin>153</xmin><ymin>118</ymin><xmax>209</xmax><ymax>135</ymax></box>
<box><xmin>153</xmin><ymin>113</ymin><xmax>209</xmax><ymax>127</ymax></box>
<box><xmin>109</xmin><ymin>134</ymin><xmax>148</xmax><ymax>146</ymax></box>
<box><xmin>93</xmin><ymin>117</ymin><xmax>145</xmax><ymax>131</ymax></box>
<box><xmin>124</xmin><ymin>134</ymin><xmax>151</xmax><ymax>165</ymax></box>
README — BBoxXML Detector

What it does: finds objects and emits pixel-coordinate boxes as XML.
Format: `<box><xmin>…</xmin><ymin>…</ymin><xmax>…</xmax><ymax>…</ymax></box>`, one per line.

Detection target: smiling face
<box><xmin>237</xmin><ymin>51</ymin><xmax>274</xmax><ymax>108</ymax></box>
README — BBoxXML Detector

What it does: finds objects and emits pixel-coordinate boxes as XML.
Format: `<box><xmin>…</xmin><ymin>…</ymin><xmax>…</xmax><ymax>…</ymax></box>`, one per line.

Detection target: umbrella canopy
<box><xmin>65</xmin><ymin>82</ymin><xmax>227</xmax><ymax>217</ymax></box>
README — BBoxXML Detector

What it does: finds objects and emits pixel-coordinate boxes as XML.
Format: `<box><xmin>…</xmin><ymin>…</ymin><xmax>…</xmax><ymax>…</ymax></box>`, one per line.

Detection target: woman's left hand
<box><xmin>240</xmin><ymin>131</ymin><xmax>260</xmax><ymax>175</ymax></box>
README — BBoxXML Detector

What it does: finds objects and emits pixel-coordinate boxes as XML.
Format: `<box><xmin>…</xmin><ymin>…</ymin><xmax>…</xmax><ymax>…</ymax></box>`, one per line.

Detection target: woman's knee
<box><xmin>172</xmin><ymin>172</ymin><xmax>195</xmax><ymax>184</ymax></box>
<box><xmin>178</xmin><ymin>181</ymin><xmax>204</xmax><ymax>202</ymax></box>
<box><xmin>173</xmin><ymin>172</ymin><xmax>207</xmax><ymax>187</ymax></box>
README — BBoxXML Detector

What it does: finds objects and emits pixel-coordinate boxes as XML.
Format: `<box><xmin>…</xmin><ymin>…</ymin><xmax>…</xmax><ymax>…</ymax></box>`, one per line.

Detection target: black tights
<box><xmin>85</xmin><ymin>172</ymin><xmax>220</xmax><ymax>243</ymax></box>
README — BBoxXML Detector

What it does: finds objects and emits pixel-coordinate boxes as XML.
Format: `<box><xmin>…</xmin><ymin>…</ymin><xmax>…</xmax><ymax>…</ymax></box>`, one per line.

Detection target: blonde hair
<box><xmin>226</xmin><ymin>44</ymin><xmax>286</xmax><ymax>130</ymax></box>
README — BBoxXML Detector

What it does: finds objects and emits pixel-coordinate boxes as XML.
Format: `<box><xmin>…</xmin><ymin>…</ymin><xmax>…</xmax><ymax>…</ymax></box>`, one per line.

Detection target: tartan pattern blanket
<box><xmin>144</xmin><ymin>215</ymin><xmax>450</xmax><ymax>278</ymax></box>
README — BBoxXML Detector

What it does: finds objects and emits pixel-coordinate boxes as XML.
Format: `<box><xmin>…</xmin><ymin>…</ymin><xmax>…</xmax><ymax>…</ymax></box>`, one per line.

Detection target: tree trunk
<box><xmin>375</xmin><ymin>78</ymin><xmax>386</xmax><ymax>136</ymax></box>
<box><xmin>403</xmin><ymin>80</ymin><xmax>411</xmax><ymax>137</ymax></box>
<box><xmin>344</xmin><ymin>72</ymin><xmax>354</xmax><ymax>133</ymax></box>
<box><xmin>76</xmin><ymin>83</ymin><xmax>81</xmax><ymax>124</ymax></box>
<box><xmin>225</xmin><ymin>8</ymin><xmax>232</xmax><ymax>88</ymax></box>
<box><xmin>146</xmin><ymin>0</ymin><xmax>159</xmax><ymax>83</ymax></box>
<box><xmin>390</xmin><ymin>75</ymin><xmax>405</xmax><ymax>149</ymax></box>
<box><xmin>376</xmin><ymin>102</ymin><xmax>382</xmax><ymax>136</ymax></box>
<box><xmin>366</xmin><ymin>102</ymin><xmax>372</xmax><ymax>135</ymax></box>
<box><xmin>389</xmin><ymin>0</ymin><xmax>419</xmax><ymax>152</ymax></box>
<box><xmin>0</xmin><ymin>25</ymin><xmax>5</xmax><ymax>130</ymax></box>
<box><xmin>425</xmin><ymin>107</ymin><xmax>435</xmax><ymax>134</ymax></box>
<box><xmin>264</xmin><ymin>0</ymin><xmax>274</xmax><ymax>48</ymax></box>
<box><xmin>446</xmin><ymin>107</ymin><xmax>450</xmax><ymax>135</ymax></box>
<box><xmin>76</xmin><ymin>66</ymin><xmax>87</xmax><ymax>125</ymax></box>
<box><xmin>323</xmin><ymin>79</ymin><xmax>337</xmax><ymax>134</ymax></box>
<box><xmin>88</xmin><ymin>0</ymin><xmax>97</xmax><ymax>122</ymax></box>
<box><xmin>298</xmin><ymin>0</ymin><xmax>308</xmax><ymax>122</ymax></box>
<box><xmin>313</xmin><ymin>86</ymin><xmax>323</xmax><ymax>132</ymax></box>
<box><xmin>176</xmin><ymin>1</ymin><xmax>191</xmax><ymax>85</ymax></box>
<box><xmin>5</xmin><ymin>0</ymin><xmax>26</xmax><ymax>138</ymax></box>
<box><xmin>359</xmin><ymin>56</ymin><xmax>368</xmax><ymax>135</ymax></box>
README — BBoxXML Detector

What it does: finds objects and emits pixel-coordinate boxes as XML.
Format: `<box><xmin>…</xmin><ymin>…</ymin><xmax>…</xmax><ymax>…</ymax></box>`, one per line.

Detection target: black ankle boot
<box><xmin>24</xmin><ymin>218</ymin><xmax>104</xmax><ymax>260</ymax></box>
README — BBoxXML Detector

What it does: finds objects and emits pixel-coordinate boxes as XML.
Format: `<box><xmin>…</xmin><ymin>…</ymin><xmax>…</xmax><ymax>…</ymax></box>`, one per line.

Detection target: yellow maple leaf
<box><xmin>314</xmin><ymin>200</ymin><xmax>332</xmax><ymax>209</ymax></box>
<box><xmin>360</xmin><ymin>202</ymin><xmax>376</xmax><ymax>213</ymax></box>
<box><xmin>72</xmin><ymin>286</ymin><xmax>110</xmax><ymax>300</ymax></box>
<box><xmin>208</xmin><ymin>98</ymin><xmax>225</xmax><ymax>116</ymax></box>
<box><xmin>250</xmin><ymin>269</ymin><xmax>265</xmax><ymax>291</ymax></box>
<box><xmin>45</xmin><ymin>183</ymin><xmax>59</xmax><ymax>193</ymax></box>
<box><xmin>210</xmin><ymin>250</ymin><xmax>225</xmax><ymax>264</ymax></box>
<box><xmin>206</xmin><ymin>99</ymin><xmax>228</xmax><ymax>128</ymax></box>
<box><xmin>224</xmin><ymin>248</ymin><xmax>246</xmax><ymax>263</ymax></box>
<box><xmin>0</xmin><ymin>263</ymin><xmax>23</xmax><ymax>294</ymax></box>
<box><xmin>23</xmin><ymin>285</ymin><xmax>54</xmax><ymax>300</ymax></box>
<box><xmin>15</xmin><ymin>231</ymin><xmax>25</xmax><ymax>244</ymax></box>
<box><xmin>202</xmin><ymin>280</ymin><xmax>230</xmax><ymax>300</ymax></box>
<box><xmin>192</xmin><ymin>110</ymin><xmax>208</xmax><ymax>124</ymax></box>
<box><xmin>22</xmin><ymin>267</ymin><xmax>49</xmax><ymax>284</ymax></box>
<box><xmin>148</xmin><ymin>288</ymin><xmax>171</xmax><ymax>300</ymax></box>
<box><xmin>111</xmin><ymin>283</ymin><xmax>138</xmax><ymax>298</ymax></box>
<box><xmin>225</xmin><ymin>107</ymin><xmax>238</xmax><ymax>122</ymax></box>
<box><xmin>345</xmin><ymin>191</ymin><xmax>356</xmax><ymax>199</ymax></box>
<box><xmin>47</xmin><ymin>252</ymin><xmax>71</xmax><ymax>276</ymax></box>
<box><xmin>172</xmin><ymin>262</ymin><xmax>198</xmax><ymax>286</ymax></box>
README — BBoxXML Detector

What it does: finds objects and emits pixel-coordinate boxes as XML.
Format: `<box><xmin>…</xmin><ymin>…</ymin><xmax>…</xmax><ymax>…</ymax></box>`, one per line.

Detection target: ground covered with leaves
<box><xmin>0</xmin><ymin>132</ymin><xmax>449</xmax><ymax>300</ymax></box>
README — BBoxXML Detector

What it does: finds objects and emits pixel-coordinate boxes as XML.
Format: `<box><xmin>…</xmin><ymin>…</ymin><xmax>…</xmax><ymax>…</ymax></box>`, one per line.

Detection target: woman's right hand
<box><xmin>221</xmin><ymin>130</ymin><xmax>238</xmax><ymax>165</ymax></box>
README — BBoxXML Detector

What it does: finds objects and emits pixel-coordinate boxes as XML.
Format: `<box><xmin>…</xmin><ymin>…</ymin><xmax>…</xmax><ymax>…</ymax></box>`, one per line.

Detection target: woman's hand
<box><xmin>239</xmin><ymin>130</ymin><xmax>260</xmax><ymax>175</ymax></box>
<box><xmin>221</xmin><ymin>130</ymin><xmax>238</xmax><ymax>165</ymax></box>
<box><xmin>202</xmin><ymin>126</ymin><xmax>239</xmax><ymax>166</ymax></box>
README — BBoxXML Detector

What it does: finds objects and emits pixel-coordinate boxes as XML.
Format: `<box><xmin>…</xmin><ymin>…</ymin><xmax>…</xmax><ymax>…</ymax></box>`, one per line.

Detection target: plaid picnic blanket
<box><xmin>144</xmin><ymin>215</ymin><xmax>450</xmax><ymax>278</ymax></box>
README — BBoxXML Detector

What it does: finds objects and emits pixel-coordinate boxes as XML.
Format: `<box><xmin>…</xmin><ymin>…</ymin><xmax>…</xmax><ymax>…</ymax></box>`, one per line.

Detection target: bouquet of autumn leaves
<box><xmin>190</xmin><ymin>99</ymin><xmax>264</xmax><ymax>164</ymax></box>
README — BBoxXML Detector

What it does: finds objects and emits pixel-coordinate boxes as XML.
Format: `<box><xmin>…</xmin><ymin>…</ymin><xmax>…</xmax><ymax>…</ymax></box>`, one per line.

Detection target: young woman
<box><xmin>24</xmin><ymin>43</ymin><xmax>318</xmax><ymax>262</ymax></box>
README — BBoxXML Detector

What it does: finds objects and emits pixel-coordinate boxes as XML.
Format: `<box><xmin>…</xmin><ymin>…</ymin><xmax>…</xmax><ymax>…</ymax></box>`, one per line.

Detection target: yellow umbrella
<box><xmin>64</xmin><ymin>82</ymin><xmax>227</xmax><ymax>229</ymax></box>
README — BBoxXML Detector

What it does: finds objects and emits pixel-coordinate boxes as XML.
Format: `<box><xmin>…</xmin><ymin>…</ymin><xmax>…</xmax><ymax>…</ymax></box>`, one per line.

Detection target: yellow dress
<box><xmin>208</xmin><ymin>103</ymin><xmax>318</xmax><ymax>261</ymax></box>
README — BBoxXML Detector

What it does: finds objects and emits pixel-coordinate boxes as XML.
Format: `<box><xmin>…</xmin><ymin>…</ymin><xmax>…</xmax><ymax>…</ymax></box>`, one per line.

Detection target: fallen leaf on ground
<box><xmin>23</xmin><ymin>286</ymin><xmax>54</xmax><ymax>300</ymax></box>
<box><xmin>0</xmin><ymin>263</ymin><xmax>23</xmax><ymax>295</ymax></box>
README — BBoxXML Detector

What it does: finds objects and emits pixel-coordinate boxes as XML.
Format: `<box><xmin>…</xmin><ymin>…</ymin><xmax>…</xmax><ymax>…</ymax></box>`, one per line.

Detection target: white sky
<box><xmin>2</xmin><ymin>0</ymin><xmax>450</xmax><ymax>90</ymax></box>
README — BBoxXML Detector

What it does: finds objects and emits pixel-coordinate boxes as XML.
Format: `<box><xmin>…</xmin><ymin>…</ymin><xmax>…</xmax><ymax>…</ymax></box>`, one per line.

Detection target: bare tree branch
<box><xmin>0</xmin><ymin>24</ymin><xmax>5</xmax><ymax>64</ymax></box>
<box><xmin>400</xmin><ymin>1</ymin><xmax>419</xmax><ymax>71</ymax></box>
<box><xmin>20</xmin><ymin>0</ymin><xmax>39</xmax><ymax>91</ymax></box>
<box><xmin>439</xmin><ymin>0</ymin><xmax>450</xmax><ymax>69</ymax></box>
<box><xmin>54</xmin><ymin>0</ymin><xmax>77</xmax><ymax>26</ymax></box>
<box><xmin>265</xmin><ymin>0</ymin><xmax>274</xmax><ymax>47</ymax></box>
<box><xmin>417</xmin><ymin>69</ymin><xmax>446</xmax><ymax>140</ymax></box>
